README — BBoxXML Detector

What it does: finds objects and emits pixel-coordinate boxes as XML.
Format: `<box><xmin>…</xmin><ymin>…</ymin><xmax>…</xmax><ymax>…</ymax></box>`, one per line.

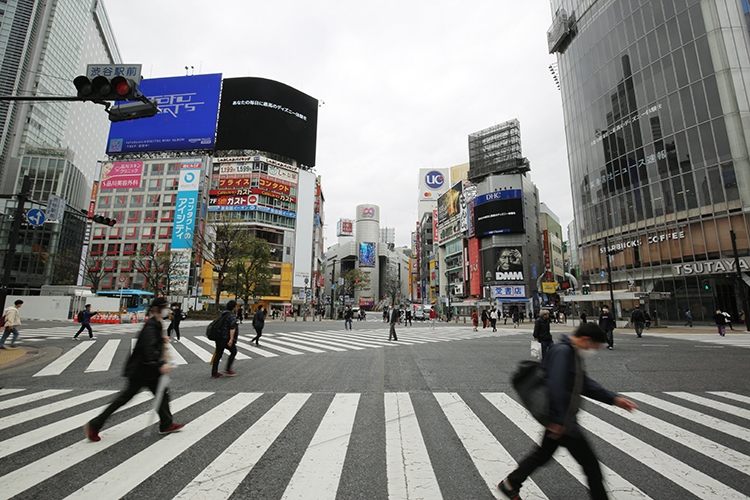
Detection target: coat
<box><xmin>533</xmin><ymin>317</ymin><xmax>552</xmax><ymax>341</ymax></box>
<box><xmin>124</xmin><ymin>316</ymin><xmax>164</xmax><ymax>380</ymax></box>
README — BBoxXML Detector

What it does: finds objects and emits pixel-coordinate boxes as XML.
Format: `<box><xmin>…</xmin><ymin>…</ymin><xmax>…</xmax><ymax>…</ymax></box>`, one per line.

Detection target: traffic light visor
<box><xmin>73</xmin><ymin>76</ymin><xmax>93</xmax><ymax>97</ymax></box>
<box><xmin>92</xmin><ymin>76</ymin><xmax>112</xmax><ymax>96</ymax></box>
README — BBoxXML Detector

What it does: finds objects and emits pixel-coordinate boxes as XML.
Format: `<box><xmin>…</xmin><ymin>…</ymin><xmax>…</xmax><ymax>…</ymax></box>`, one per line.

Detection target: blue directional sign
<box><xmin>600</xmin><ymin>270</ymin><xmax>606</xmax><ymax>278</ymax></box>
<box><xmin>26</xmin><ymin>208</ymin><xmax>46</xmax><ymax>227</ymax></box>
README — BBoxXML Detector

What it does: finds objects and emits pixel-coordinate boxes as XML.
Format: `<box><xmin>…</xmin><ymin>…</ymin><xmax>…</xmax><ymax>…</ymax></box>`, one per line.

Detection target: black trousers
<box><xmin>74</xmin><ymin>324</ymin><xmax>93</xmax><ymax>338</ymax></box>
<box><xmin>212</xmin><ymin>338</ymin><xmax>237</xmax><ymax>375</ymax></box>
<box><xmin>389</xmin><ymin>323</ymin><xmax>398</xmax><ymax>340</ymax></box>
<box><xmin>509</xmin><ymin>431</ymin><xmax>606</xmax><ymax>500</ymax></box>
<box><xmin>251</xmin><ymin>327</ymin><xmax>263</xmax><ymax>344</ymax></box>
<box><xmin>167</xmin><ymin>322</ymin><xmax>181</xmax><ymax>339</ymax></box>
<box><xmin>89</xmin><ymin>376</ymin><xmax>172</xmax><ymax>432</ymax></box>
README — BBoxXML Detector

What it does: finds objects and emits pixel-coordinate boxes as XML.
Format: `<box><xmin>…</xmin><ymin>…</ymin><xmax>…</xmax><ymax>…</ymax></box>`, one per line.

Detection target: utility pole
<box><xmin>730</xmin><ymin>230</ymin><xmax>750</xmax><ymax>331</ymax></box>
<box><xmin>0</xmin><ymin>176</ymin><xmax>32</xmax><ymax>311</ymax></box>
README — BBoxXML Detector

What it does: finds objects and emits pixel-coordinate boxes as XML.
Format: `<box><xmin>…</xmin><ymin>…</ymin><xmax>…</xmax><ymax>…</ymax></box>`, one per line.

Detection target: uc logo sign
<box><xmin>361</xmin><ymin>207</ymin><xmax>376</xmax><ymax>218</ymax></box>
<box><xmin>425</xmin><ymin>171</ymin><xmax>444</xmax><ymax>190</ymax></box>
<box><xmin>183</xmin><ymin>172</ymin><xmax>195</xmax><ymax>183</ymax></box>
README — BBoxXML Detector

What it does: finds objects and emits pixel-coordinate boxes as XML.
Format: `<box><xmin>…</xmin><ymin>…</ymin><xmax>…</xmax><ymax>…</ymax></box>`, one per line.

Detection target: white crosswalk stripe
<box><xmin>1</xmin><ymin>389</ymin><xmax>750</xmax><ymax>499</ymax></box>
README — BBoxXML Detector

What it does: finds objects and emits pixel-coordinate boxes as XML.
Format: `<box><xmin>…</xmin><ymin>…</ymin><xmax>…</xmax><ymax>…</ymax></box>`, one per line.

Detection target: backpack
<box><xmin>206</xmin><ymin>312</ymin><xmax>227</xmax><ymax>340</ymax></box>
<box><xmin>511</xmin><ymin>360</ymin><xmax>551</xmax><ymax>426</ymax></box>
<box><xmin>77</xmin><ymin>311</ymin><xmax>85</xmax><ymax>323</ymax></box>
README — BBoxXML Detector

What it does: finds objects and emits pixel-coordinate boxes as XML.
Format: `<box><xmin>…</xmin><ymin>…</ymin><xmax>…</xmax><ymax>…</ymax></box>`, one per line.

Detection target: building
<box><xmin>550</xmin><ymin>0</ymin><xmax>750</xmax><ymax>322</ymax></box>
<box><xmin>0</xmin><ymin>0</ymin><xmax>120</xmax><ymax>294</ymax></box>
<box><xmin>380</xmin><ymin>227</ymin><xmax>395</xmax><ymax>245</ymax></box>
<box><xmin>540</xmin><ymin>202</ymin><xmax>566</xmax><ymax>284</ymax></box>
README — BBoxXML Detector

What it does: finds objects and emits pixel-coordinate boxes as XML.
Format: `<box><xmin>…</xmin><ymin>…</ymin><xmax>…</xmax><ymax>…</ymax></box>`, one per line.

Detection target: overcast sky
<box><xmin>106</xmin><ymin>0</ymin><xmax>570</xmax><ymax>248</ymax></box>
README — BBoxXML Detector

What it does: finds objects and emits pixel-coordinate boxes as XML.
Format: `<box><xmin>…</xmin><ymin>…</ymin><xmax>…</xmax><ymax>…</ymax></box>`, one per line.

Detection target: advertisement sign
<box><xmin>215</xmin><ymin>77</ymin><xmax>318</xmax><ymax>166</ymax></box>
<box><xmin>542</xmin><ymin>282</ymin><xmax>558</xmax><ymax>294</ymax></box>
<box><xmin>418</xmin><ymin>168</ymin><xmax>450</xmax><ymax>201</ymax></box>
<box><xmin>359</xmin><ymin>242</ymin><xmax>376</xmax><ymax>267</ymax></box>
<box><xmin>432</xmin><ymin>209</ymin><xmax>439</xmax><ymax>245</ymax></box>
<box><xmin>359</xmin><ymin>205</ymin><xmax>378</xmax><ymax>220</ymax></box>
<box><xmin>172</xmin><ymin>162</ymin><xmax>202</xmax><ymax>250</ymax></box>
<box><xmin>437</xmin><ymin>181</ymin><xmax>462</xmax><ymax>226</ymax></box>
<box><xmin>337</xmin><ymin>219</ymin><xmax>354</xmax><ymax>237</ymax></box>
<box><xmin>491</xmin><ymin>285</ymin><xmax>527</xmax><ymax>299</ymax></box>
<box><xmin>494</xmin><ymin>247</ymin><xmax>524</xmax><ymax>281</ymax></box>
<box><xmin>468</xmin><ymin>237</ymin><xmax>481</xmax><ymax>297</ymax></box>
<box><xmin>474</xmin><ymin>194</ymin><xmax>525</xmax><ymax>236</ymax></box>
<box><xmin>107</xmin><ymin>74</ymin><xmax>222</xmax><ymax>154</ymax></box>
<box><xmin>207</xmin><ymin>203</ymin><xmax>296</xmax><ymax>217</ymax></box>
<box><xmin>99</xmin><ymin>161</ymin><xmax>144</xmax><ymax>190</ymax></box>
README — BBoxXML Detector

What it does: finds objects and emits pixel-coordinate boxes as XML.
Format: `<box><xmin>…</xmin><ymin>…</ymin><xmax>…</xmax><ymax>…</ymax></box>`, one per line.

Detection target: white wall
<box><xmin>6</xmin><ymin>296</ymin><xmax>71</xmax><ymax>321</ymax></box>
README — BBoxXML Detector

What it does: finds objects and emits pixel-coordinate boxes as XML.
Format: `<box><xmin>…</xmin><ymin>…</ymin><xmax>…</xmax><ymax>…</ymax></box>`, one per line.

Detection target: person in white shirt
<box><xmin>0</xmin><ymin>300</ymin><xmax>23</xmax><ymax>349</ymax></box>
<box><xmin>489</xmin><ymin>307</ymin><xmax>498</xmax><ymax>332</ymax></box>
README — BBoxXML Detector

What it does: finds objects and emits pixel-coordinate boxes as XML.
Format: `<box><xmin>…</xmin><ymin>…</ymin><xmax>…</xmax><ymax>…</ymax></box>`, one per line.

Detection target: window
<box><xmin>104</xmin><ymin>259</ymin><xmax>118</xmax><ymax>272</ymax></box>
<box><xmin>114</xmin><ymin>195</ymin><xmax>127</xmax><ymax>208</ymax></box>
<box><xmin>142</xmin><ymin>227</ymin><xmax>155</xmax><ymax>239</ymax></box>
<box><xmin>144</xmin><ymin>210</ymin><xmax>157</xmax><ymax>222</ymax></box>
<box><xmin>92</xmin><ymin>227</ymin><xmax>105</xmax><ymax>240</ymax></box>
<box><xmin>130</xmin><ymin>195</ymin><xmax>143</xmax><ymax>207</ymax></box>
<box><xmin>161</xmin><ymin>210</ymin><xmax>173</xmax><ymax>221</ymax></box>
<box><xmin>151</xmin><ymin>163</ymin><xmax>164</xmax><ymax>174</ymax></box>
<box><xmin>120</xmin><ymin>260</ymin><xmax>133</xmax><ymax>272</ymax></box>
<box><xmin>123</xmin><ymin>243</ymin><xmax>137</xmax><ymax>255</ymax></box>
<box><xmin>148</xmin><ymin>179</ymin><xmax>161</xmax><ymax>191</ymax></box>
<box><xmin>127</xmin><ymin>211</ymin><xmax>139</xmax><ymax>223</ymax></box>
<box><xmin>99</xmin><ymin>196</ymin><xmax>111</xmax><ymax>208</ymax></box>
<box><xmin>88</xmin><ymin>260</ymin><xmax>101</xmax><ymax>272</ymax></box>
<box><xmin>106</xmin><ymin>243</ymin><xmax>120</xmax><ymax>255</ymax></box>
<box><xmin>163</xmin><ymin>194</ymin><xmax>176</xmax><ymax>206</ymax></box>
<box><xmin>125</xmin><ymin>227</ymin><xmax>138</xmax><ymax>239</ymax></box>
<box><xmin>90</xmin><ymin>243</ymin><xmax>104</xmax><ymax>255</ymax></box>
<box><xmin>158</xmin><ymin>226</ymin><xmax>172</xmax><ymax>239</ymax></box>
<box><xmin>146</xmin><ymin>195</ymin><xmax>160</xmax><ymax>207</ymax></box>
<box><xmin>108</xmin><ymin>227</ymin><xmax>122</xmax><ymax>240</ymax></box>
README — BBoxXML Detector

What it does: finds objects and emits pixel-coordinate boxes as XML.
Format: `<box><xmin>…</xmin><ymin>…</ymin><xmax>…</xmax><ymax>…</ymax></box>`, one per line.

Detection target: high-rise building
<box><xmin>551</xmin><ymin>0</ymin><xmax>750</xmax><ymax>322</ymax></box>
<box><xmin>0</xmin><ymin>0</ymin><xmax>120</xmax><ymax>293</ymax></box>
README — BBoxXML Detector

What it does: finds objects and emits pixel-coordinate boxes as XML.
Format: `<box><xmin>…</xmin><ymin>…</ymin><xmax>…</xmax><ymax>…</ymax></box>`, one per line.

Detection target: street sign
<box><xmin>85</xmin><ymin>63</ymin><xmax>142</xmax><ymax>82</ymax></box>
<box><xmin>118</xmin><ymin>276</ymin><xmax>126</xmax><ymax>283</ymax></box>
<box><xmin>338</xmin><ymin>277</ymin><xmax>344</xmax><ymax>286</ymax></box>
<box><xmin>331</xmin><ymin>284</ymin><xmax>336</xmax><ymax>290</ymax></box>
<box><xmin>600</xmin><ymin>270</ymin><xmax>606</xmax><ymax>278</ymax></box>
<box><xmin>47</xmin><ymin>195</ymin><xmax>66</xmax><ymax>221</ymax></box>
<box><xmin>26</xmin><ymin>208</ymin><xmax>46</xmax><ymax>227</ymax></box>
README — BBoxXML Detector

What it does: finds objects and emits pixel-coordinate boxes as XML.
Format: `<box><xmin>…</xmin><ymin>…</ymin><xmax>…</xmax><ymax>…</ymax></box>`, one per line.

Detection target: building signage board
<box><xmin>99</xmin><ymin>161</ymin><xmax>144</xmax><ymax>190</ymax></box>
<box><xmin>86</xmin><ymin>63</ymin><xmax>142</xmax><ymax>81</ymax></box>
<box><xmin>494</xmin><ymin>246</ymin><xmax>524</xmax><ymax>281</ymax></box>
<box><xmin>491</xmin><ymin>285</ymin><xmax>526</xmax><ymax>299</ymax></box>
<box><xmin>674</xmin><ymin>258</ymin><xmax>750</xmax><ymax>275</ymax></box>
<box><xmin>207</xmin><ymin>204</ymin><xmax>296</xmax><ymax>217</ymax></box>
<box><xmin>172</xmin><ymin>162</ymin><xmax>202</xmax><ymax>250</ymax></box>
<box><xmin>599</xmin><ymin>229</ymin><xmax>686</xmax><ymax>253</ymax></box>
<box><xmin>418</xmin><ymin>168</ymin><xmax>450</xmax><ymax>201</ymax></box>
<box><xmin>337</xmin><ymin>219</ymin><xmax>353</xmax><ymax>236</ymax></box>
<box><xmin>473</xmin><ymin>190</ymin><xmax>525</xmax><ymax>237</ymax></box>
<box><xmin>107</xmin><ymin>74</ymin><xmax>221</xmax><ymax>154</ymax></box>
<box><xmin>46</xmin><ymin>195</ymin><xmax>65</xmax><ymax>221</ymax></box>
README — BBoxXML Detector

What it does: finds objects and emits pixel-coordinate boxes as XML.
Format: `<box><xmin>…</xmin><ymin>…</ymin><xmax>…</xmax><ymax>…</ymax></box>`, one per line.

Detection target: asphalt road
<box><xmin>0</xmin><ymin>318</ymin><xmax>748</xmax><ymax>499</ymax></box>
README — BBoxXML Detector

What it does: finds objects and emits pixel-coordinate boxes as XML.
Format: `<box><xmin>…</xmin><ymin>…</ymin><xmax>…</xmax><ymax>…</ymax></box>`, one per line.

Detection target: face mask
<box><xmin>161</xmin><ymin>308</ymin><xmax>171</xmax><ymax>318</ymax></box>
<box><xmin>578</xmin><ymin>348</ymin><xmax>597</xmax><ymax>358</ymax></box>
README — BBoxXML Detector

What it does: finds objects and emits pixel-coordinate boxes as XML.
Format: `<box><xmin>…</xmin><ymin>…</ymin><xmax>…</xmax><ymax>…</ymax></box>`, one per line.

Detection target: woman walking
<box><xmin>250</xmin><ymin>305</ymin><xmax>266</xmax><ymax>346</ymax></box>
<box><xmin>713</xmin><ymin>309</ymin><xmax>727</xmax><ymax>336</ymax></box>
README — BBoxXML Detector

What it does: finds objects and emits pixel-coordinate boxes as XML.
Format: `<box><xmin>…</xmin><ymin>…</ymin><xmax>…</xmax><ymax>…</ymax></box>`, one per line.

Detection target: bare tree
<box><xmin>195</xmin><ymin>216</ymin><xmax>252</xmax><ymax>308</ymax></box>
<box><xmin>133</xmin><ymin>244</ymin><xmax>166</xmax><ymax>294</ymax></box>
<box><xmin>341</xmin><ymin>269</ymin><xmax>371</xmax><ymax>300</ymax></box>
<box><xmin>160</xmin><ymin>251</ymin><xmax>190</xmax><ymax>296</ymax></box>
<box><xmin>52</xmin><ymin>249</ymin><xmax>81</xmax><ymax>285</ymax></box>
<box><xmin>83</xmin><ymin>255</ymin><xmax>110</xmax><ymax>293</ymax></box>
<box><xmin>384</xmin><ymin>274</ymin><xmax>403</xmax><ymax>308</ymax></box>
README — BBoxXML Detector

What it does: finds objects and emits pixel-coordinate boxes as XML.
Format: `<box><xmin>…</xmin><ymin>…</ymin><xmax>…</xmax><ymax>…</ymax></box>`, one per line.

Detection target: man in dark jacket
<box><xmin>388</xmin><ymin>305</ymin><xmax>399</xmax><ymax>341</ymax></box>
<box><xmin>85</xmin><ymin>297</ymin><xmax>183</xmax><ymax>441</ymax></box>
<box><xmin>630</xmin><ymin>305</ymin><xmax>646</xmax><ymax>338</ymax></box>
<box><xmin>533</xmin><ymin>310</ymin><xmax>553</xmax><ymax>359</ymax></box>
<box><xmin>212</xmin><ymin>300</ymin><xmax>239</xmax><ymax>378</ymax></box>
<box><xmin>598</xmin><ymin>305</ymin><xmax>616</xmax><ymax>350</ymax></box>
<box><xmin>73</xmin><ymin>304</ymin><xmax>97</xmax><ymax>340</ymax></box>
<box><xmin>498</xmin><ymin>324</ymin><xmax>638</xmax><ymax>500</ymax></box>
<box><xmin>167</xmin><ymin>303</ymin><xmax>184</xmax><ymax>342</ymax></box>
<box><xmin>250</xmin><ymin>304</ymin><xmax>266</xmax><ymax>346</ymax></box>
<box><xmin>344</xmin><ymin>306</ymin><xmax>353</xmax><ymax>330</ymax></box>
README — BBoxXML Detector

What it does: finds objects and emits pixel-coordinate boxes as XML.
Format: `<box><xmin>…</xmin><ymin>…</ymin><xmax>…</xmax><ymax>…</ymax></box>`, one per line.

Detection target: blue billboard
<box><xmin>172</xmin><ymin>162</ymin><xmax>202</xmax><ymax>250</ymax></box>
<box><xmin>106</xmin><ymin>74</ymin><xmax>222</xmax><ymax>154</ymax></box>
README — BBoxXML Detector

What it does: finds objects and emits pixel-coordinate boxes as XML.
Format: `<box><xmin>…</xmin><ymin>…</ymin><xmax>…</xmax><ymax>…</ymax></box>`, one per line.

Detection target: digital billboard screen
<box><xmin>215</xmin><ymin>77</ymin><xmax>318</xmax><ymax>166</ymax></box>
<box><xmin>473</xmin><ymin>191</ymin><xmax>525</xmax><ymax>236</ymax></box>
<box><xmin>437</xmin><ymin>181</ymin><xmax>462</xmax><ymax>226</ymax></box>
<box><xmin>359</xmin><ymin>242</ymin><xmax>376</xmax><ymax>267</ymax></box>
<box><xmin>106</xmin><ymin>74</ymin><xmax>222</xmax><ymax>154</ymax></box>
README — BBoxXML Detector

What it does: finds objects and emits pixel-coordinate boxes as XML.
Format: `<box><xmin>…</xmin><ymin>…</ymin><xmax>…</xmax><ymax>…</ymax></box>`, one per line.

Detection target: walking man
<box><xmin>73</xmin><ymin>304</ymin><xmax>96</xmax><ymax>340</ymax></box>
<box><xmin>490</xmin><ymin>307</ymin><xmax>498</xmax><ymax>332</ymax></box>
<box><xmin>498</xmin><ymin>323</ymin><xmax>638</xmax><ymax>500</ymax></box>
<box><xmin>85</xmin><ymin>297</ymin><xmax>184</xmax><ymax>441</ymax></box>
<box><xmin>388</xmin><ymin>304</ymin><xmax>399</xmax><ymax>341</ymax></box>
<box><xmin>580</xmin><ymin>311</ymin><xmax>588</xmax><ymax>324</ymax></box>
<box><xmin>533</xmin><ymin>310</ymin><xmax>553</xmax><ymax>359</ymax></box>
<box><xmin>630</xmin><ymin>305</ymin><xmax>645</xmax><ymax>338</ymax></box>
<box><xmin>250</xmin><ymin>304</ymin><xmax>266</xmax><ymax>345</ymax></box>
<box><xmin>344</xmin><ymin>306</ymin><xmax>353</xmax><ymax>330</ymax></box>
<box><xmin>405</xmin><ymin>308</ymin><xmax>412</xmax><ymax>326</ymax></box>
<box><xmin>429</xmin><ymin>306</ymin><xmax>437</xmax><ymax>329</ymax></box>
<box><xmin>684</xmin><ymin>309</ymin><xmax>693</xmax><ymax>328</ymax></box>
<box><xmin>212</xmin><ymin>300</ymin><xmax>239</xmax><ymax>378</ymax></box>
<box><xmin>0</xmin><ymin>299</ymin><xmax>23</xmax><ymax>349</ymax></box>
<box><xmin>167</xmin><ymin>303</ymin><xmax>184</xmax><ymax>342</ymax></box>
<box><xmin>481</xmin><ymin>308</ymin><xmax>489</xmax><ymax>329</ymax></box>
<box><xmin>599</xmin><ymin>305</ymin><xmax>616</xmax><ymax>350</ymax></box>
<box><xmin>714</xmin><ymin>309</ymin><xmax>727</xmax><ymax>336</ymax></box>
<box><xmin>512</xmin><ymin>309</ymin><xmax>520</xmax><ymax>329</ymax></box>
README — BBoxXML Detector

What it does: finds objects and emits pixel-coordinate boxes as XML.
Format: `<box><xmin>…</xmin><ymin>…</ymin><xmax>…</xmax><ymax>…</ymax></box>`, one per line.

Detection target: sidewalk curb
<box><xmin>0</xmin><ymin>346</ymin><xmax>62</xmax><ymax>375</ymax></box>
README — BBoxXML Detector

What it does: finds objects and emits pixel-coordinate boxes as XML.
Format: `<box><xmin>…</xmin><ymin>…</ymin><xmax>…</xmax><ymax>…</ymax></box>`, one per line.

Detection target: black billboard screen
<box><xmin>215</xmin><ymin>77</ymin><xmax>318</xmax><ymax>166</ymax></box>
<box><xmin>474</xmin><ymin>198</ymin><xmax>525</xmax><ymax>236</ymax></box>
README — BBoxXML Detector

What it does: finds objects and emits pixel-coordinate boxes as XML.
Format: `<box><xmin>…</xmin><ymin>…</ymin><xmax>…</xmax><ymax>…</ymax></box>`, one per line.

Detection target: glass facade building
<box><xmin>552</xmin><ymin>0</ymin><xmax>750</xmax><ymax>321</ymax></box>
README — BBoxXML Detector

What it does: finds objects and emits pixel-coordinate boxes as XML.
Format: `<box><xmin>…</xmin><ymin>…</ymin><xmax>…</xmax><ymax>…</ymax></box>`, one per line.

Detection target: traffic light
<box><xmin>107</xmin><ymin>100</ymin><xmax>159</xmax><ymax>122</ymax></box>
<box><xmin>702</xmin><ymin>279</ymin><xmax>710</xmax><ymax>291</ymax></box>
<box><xmin>92</xmin><ymin>214</ymin><xmax>116</xmax><ymax>227</ymax></box>
<box><xmin>73</xmin><ymin>75</ymin><xmax>140</xmax><ymax>101</ymax></box>
<box><xmin>582</xmin><ymin>285</ymin><xmax>590</xmax><ymax>295</ymax></box>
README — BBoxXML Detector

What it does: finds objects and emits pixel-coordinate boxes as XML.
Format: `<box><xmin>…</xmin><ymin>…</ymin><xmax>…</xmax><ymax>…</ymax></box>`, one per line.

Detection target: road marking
<box><xmin>437</xmin><ymin>392</ymin><xmax>549</xmax><ymax>499</ymax></box>
<box><xmin>262</xmin><ymin>336</ymin><xmax>327</xmax><ymax>353</ymax></box>
<box><xmin>282</xmin><ymin>393</ymin><xmax>359</xmax><ymax>499</ymax></box>
<box><xmin>666</xmin><ymin>392</ymin><xmax>750</xmax><ymax>421</ymax></box>
<box><xmin>238</xmin><ymin>336</ymin><xmax>303</xmax><ymax>355</ymax></box>
<box><xmin>65</xmin><ymin>393</ymin><xmax>261</xmax><ymax>500</ymax></box>
<box><xmin>0</xmin><ymin>390</ymin><xmax>117</xmax><ymax>430</ymax></box>
<box><xmin>166</xmin><ymin>342</ymin><xmax>188</xmax><ymax>365</ymax></box>
<box><xmin>0</xmin><ymin>392</ymin><xmax>211</xmax><ymax>499</ymax></box>
<box><xmin>693</xmin><ymin>345</ymin><xmax>724</xmax><ymax>348</ymax></box>
<box><xmin>385</xmin><ymin>392</ymin><xmax>442</xmax><ymax>499</ymax></box>
<box><xmin>235</xmin><ymin>337</ymin><xmax>278</xmax><ymax>357</ymax></box>
<box><xmin>0</xmin><ymin>389</ymin><xmax>71</xmax><ymax>411</ymax></box>
<box><xmin>483</xmin><ymin>393</ymin><xmax>647</xmax><ymax>499</ymax></box>
<box><xmin>579</xmin><ymin>410</ymin><xmax>750</xmax><ymax>499</ymax></box>
<box><xmin>85</xmin><ymin>339</ymin><xmax>121</xmax><ymax>373</ymax></box>
<box><xmin>708</xmin><ymin>391</ymin><xmax>750</xmax><ymax>406</ymax></box>
<box><xmin>0</xmin><ymin>391</ymin><xmax>146</xmax><ymax>460</ymax></box>
<box><xmin>33</xmin><ymin>341</ymin><xmax>96</xmax><ymax>376</ymax></box>
<box><xmin>0</xmin><ymin>389</ymin><xmax>24</xmax><ymax>397</ymax></box>
<box><xmin>193</xmin><ymin>335</ymin><xmax>250</xmax><ymax>360</ymax></box>
<box><xmin>178</xmin><ymin>337</ymin><xmax>213</xmax><ymax>362</ymax></box>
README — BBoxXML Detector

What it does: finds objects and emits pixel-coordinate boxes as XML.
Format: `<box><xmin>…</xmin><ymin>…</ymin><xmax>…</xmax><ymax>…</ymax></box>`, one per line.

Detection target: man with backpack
<box><xmin>499</xmin><ymin>323</ymin><xmax>638</xmax><ymax>500</ymax></box>
<box><xmin>630</xmin><ymin>305</ymin><xmax>646</xmax><ymax>338</ymax></box>
<box><xmin>73</xmin><ymin>304</ymin><xmax>97</xmax><ymax>340</ymax></box>
<box><xmin>211</xmin><ymin>300</ymin><xmax>239</xmax><ymax>379</ymax></box>
<box><xmin>85</xmin><ymin>297</ymin><xmax>184</xmax><ymax>441</ymax></box>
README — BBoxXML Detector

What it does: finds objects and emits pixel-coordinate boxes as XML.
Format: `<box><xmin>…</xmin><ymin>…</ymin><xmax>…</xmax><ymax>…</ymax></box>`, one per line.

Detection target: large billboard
<box><xmin>359</xmin><ymin>242</ymin><xmax>376</xmax><ymax>267</ymax></box>
<box><xmin>172</xmin><ymin>161</ymin><xmax>202</xmax><ymax>250</ymax></box>
<box><xmin>99</xmin><ymin>161</ymin><xmax>143</xmax><ymax>190</ymax></box>
<box><xmin>473</xmin><ymin>190</ymin><xmax>525</xmax><ymax>236</ymax></box>
<box><xmin>494</xmin><ymin>246</ymin><xmax>524</xmax><ymax>281</ymax></box>
<box><xmin>437</xmin><ymin>181</ymin><xmax>462</xmax><ymax>226</ymax></box>
<box><xmin>215</xmin><ymin>77</ymin><xmax>318</xmax><ymax>166</ymax></box>
<box><xmin>106</xmin><ymin>74</ymin><xmax>222</xmax><ymax>154</ymax></box>
<box><xmin>418</xmin><ymin>168</ymin><xmax>450</xmax><ymax>201</ymax></box>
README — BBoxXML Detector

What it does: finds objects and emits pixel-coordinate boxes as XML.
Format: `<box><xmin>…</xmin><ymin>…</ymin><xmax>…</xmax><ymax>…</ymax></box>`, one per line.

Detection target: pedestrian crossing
<box><xmin>648</xmin><ymin>332</ymin><xmax>750</xmax><ymax>349</ymax></box>
<box><xmin>1</xmin><ymin>388</ymin><xmax>749</xmax><ymax>499</ymax></box>
<box><xmin>28</xmin><ymin>325</ymin><xmax>515</xmax><ymax>377</ymax></box>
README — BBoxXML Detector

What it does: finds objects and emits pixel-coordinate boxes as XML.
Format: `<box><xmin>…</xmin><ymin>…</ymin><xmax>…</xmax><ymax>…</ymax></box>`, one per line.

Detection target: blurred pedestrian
<box><xmin>0</xmin><ymin>300</ymin><xmax>23</xmax><ymax>349</ymax></box>
<box><xmin>471</xmin><ymin>309</ymin><xmax>479</xmax><ymax>331</ymax></box>
<box><xmin>533</xmin><ymin>310</ymin><xmax>553</xmax><ymax>359</ymax></box>
<box><xmin>481</xmin><ymin>309</ymin><xmax>489</xmax><ymax>329</ymax></box>
<box><xmin>684</xmin><ymin>309</ymin><xmax>693</xmax><ymax>328</ymax></box>
<box><xmin>167</xmin><ymin>303</ymin><xmax>184</xmax><ymax>342</ymax></box>
<box><xmin>73</xmin><ymin>304</ymin><xmax>97</xmax><ymax>340</ymax></box>
<box><xmin>630</xmin><ymin>305</ymin><xmax>645</xmax><ymax>338</ymax></box>
<box><xmin>723</xmin><ymin>311</ymin><xmax>734</xmax><ymax>330</ymax></box>
<box><xmin>429</xmin><ymin>306</ymin><xmax>437</xmax><ymax>329</ymax></box>
<box><xmin>212</xmin><ymin>300</ymin><xmax>239</xmax><ymax>378</ymax></box>
<box><xmin>580</xmin><ymin>311</ymin><xmax>587</xmax><ymax>324</ymax></box>
<box><xmin>598</xmin><ymin>305</ymin><xmax>616</xmax><ymax>350</ymax></box>
<box><xmin>490</xmin><ymin>307</ymin><xmax>498</xmax><ymax>332</ymax></box>
<box><xmin>512</xmin><ymin>309</ymin><xmax>520</xmax><ymax>329</ymax></box>
<box><xmin>344</xmin><ymin>305</ymin><xmax>353</xmax><ymax>330</ymax></box>
<box><xmin>250</xmin><ymin>304</ymin><xmax>266</xmax><ymax>345</ymax></box>
<box><xmin>713</xmin><ymin>309</ymin><xmax>727</xmax><ymax>336</ymax></box>
<box><xmin>388</xmin><ymin>304</ymin><xmax>399</xmax><ymax>341</ymax></box>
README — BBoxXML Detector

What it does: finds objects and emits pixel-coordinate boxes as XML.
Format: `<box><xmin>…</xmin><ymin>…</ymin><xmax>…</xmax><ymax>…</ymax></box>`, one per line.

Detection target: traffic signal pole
<box><xmin>0</xmin><ymin>176</ymin><xmax>31</xmax><ymax>311</ymax></box>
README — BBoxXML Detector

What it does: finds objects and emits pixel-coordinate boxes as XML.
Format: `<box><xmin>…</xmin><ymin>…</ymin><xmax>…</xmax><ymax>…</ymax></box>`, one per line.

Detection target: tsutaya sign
<box><xmin>674</xmin><ymin>258</ymin><xmax>750</xmax><ymax>275</ymax></box>
<box><xmin>600</xmin><ymin>229</ymin><xmax>685</xmax><ymax>254</ymax></box>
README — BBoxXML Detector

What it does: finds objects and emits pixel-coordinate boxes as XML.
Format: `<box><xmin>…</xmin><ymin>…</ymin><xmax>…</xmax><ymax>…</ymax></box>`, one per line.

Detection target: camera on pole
<box><xmin>92</xmin><ymin>214</ymin><xmax>116</xmax><ymax>227</ymax></box>
<box><xmin>73</xmin><ymin>75</ymin><xmax>141</xmax><ymax>101</ymax></box>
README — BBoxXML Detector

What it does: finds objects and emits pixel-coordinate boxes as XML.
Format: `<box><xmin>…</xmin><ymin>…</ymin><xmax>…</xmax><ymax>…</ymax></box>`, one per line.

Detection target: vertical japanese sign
<box><xmin>173</xmin><ymin>163</ymin><xmax>201</xmax><ymax>250</ymax></box>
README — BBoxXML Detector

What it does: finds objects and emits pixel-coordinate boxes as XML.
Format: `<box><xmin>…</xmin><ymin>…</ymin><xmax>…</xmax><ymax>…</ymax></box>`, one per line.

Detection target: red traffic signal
<box><xmin>73</xmin><ymin>75</ymin><xmax>140</xmax><ymax>101</ymax></box>
<box><xmin>92</xmin><ymin>214</ymin><xmax>116</xmax><ymax>227</ymax></box>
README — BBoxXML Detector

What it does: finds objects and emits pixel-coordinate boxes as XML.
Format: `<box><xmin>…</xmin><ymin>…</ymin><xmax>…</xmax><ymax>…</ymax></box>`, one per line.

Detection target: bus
<box><xmin>96</xmin><ymin>289</ymin><xmax>154</xmax><ymax>313</ymax></box>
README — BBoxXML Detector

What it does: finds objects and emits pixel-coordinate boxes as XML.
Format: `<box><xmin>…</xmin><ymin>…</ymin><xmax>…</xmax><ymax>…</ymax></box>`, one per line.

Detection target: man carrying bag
<box><xmin>501</xmin><ymin>323</ymin><xmax>638</xmax><ymax>500</ymax></box>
